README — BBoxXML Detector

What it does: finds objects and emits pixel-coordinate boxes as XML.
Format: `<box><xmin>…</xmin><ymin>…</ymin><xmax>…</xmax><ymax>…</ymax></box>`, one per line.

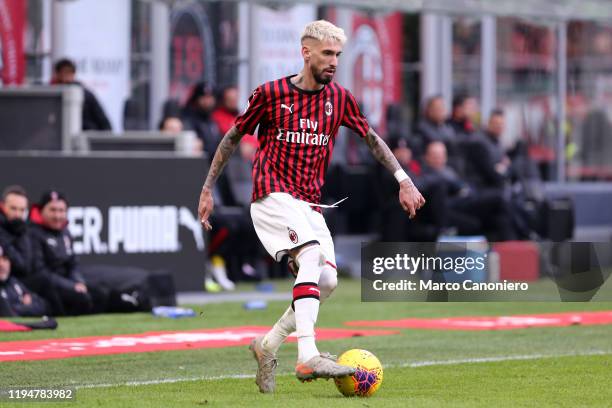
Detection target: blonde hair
<box><xmin>301</xmin><ymin>20</ymin><xmax>347</xmax><ymax>45</ymax></box>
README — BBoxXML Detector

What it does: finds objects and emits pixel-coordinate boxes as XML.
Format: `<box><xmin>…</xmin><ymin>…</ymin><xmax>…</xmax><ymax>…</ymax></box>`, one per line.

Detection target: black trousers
<box><xmin>0</xmin><ymin>297</ymin><xmax>15</xmax><ymax>317</ymax></box>
<box><xmin>209</xmin><ymin>208</ymin><xmax>263</xmax><ymax>280</ymax></box>
<box><xmin>21</xmin><ymin>274</ymin><xmax>98</xmax><ymax>316</ymax></box>
<box><xmin>10</xmin><ymin>295</ymin><xmax>50</xmax><ymax>317</ymax></box>
<box><xmin>450</xmin><ymin>189</ymin><xmax>517</xmax><ymax>241</ymax></box>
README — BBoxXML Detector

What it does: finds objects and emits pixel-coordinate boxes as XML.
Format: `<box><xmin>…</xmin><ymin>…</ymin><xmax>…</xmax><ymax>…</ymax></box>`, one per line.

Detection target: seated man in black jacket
<box><xmin>423</xmin><ymin>141</ymin><xmax>516</xmax><ymax>241</ymax></box>
<box><xmin>447</xmin><ymin>94</ymin><xmax>479</xmax><ymax>141</ymax></box>
<box><xmin>415</xmin><ymin>95</ymin><xmax>462</xmax><ymax>171</ymax></box>
<box><xmin>0</xmin><ymin>244</ymin><xmax>50</xmax><ymax>317</ymax></box>
<box><xmin>0</xmin><ymin>186</ymin><xmax>61</xmax><ymax>310</ymax></box>
<box><xmin>0</xmin><ymin>186</ymin><xmax>35</xmax><ymax>281</ymax></box>
<box><xmin>0</xmin><ymin>186</ymin><xmax>63</xmax><ymax>312</ymax></box>
<box><xmin>460</xmin><ymin>109</ymin><xmax>512</xmax><ymax>190</ymax></box>
<box><xmin>29</xmin><ymin>191</ymin><xmax>97</xmax><ymax>315</ymax></box>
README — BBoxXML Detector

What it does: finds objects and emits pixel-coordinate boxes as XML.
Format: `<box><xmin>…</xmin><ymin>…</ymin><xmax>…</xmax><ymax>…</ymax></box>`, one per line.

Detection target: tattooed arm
<box><xmin>198</xmin><ymin>126</ymin><xmax>244</xmax><ymax>230</ymax></box>
<box><xmin>364</xmin><ymin>127</ymin><xmax>404</xmax><ymax>174</ymax></box>
<box><xmin>364</xmin><ymin>128</ymin><xmax>426</xmax><ymax>218</ymax></box>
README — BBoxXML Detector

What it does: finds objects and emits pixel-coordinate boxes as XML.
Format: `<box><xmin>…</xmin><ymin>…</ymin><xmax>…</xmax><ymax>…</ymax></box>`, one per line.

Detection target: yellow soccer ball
<box><xmin>334</xmin><ymin>349</ymin><xmax>383</xmax><ymax>397</ymax></box>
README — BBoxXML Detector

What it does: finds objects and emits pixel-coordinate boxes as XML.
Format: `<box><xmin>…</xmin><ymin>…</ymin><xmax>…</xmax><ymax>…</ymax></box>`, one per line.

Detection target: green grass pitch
<box><xmin>1</xmin><ymin>279</ymin><xmax>611</xmax><ymax>407</ymax></box>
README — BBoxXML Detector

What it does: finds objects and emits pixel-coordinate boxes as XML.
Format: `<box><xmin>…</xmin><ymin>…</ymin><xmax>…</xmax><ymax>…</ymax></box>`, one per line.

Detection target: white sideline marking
<box><xmin>398</xmin><ymin>350</ymin><xmax>609</xmax><ymax>368</ymax></box>
<box><xmin>77</xmin><ymin>374</ymin><xmax>254</xmax><ymax>389</ymax></box>
<box><xmin>76</xmin><ymin>349</ymin><xmax>611</xmax><ymax>389</ymax></box>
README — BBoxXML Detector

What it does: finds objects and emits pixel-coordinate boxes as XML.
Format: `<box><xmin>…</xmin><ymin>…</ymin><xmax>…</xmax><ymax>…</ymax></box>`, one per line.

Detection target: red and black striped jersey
<box><xmin>234</xmin><ymin>75</ymin><xmax>370</xmax><ymax>207</ymax></box>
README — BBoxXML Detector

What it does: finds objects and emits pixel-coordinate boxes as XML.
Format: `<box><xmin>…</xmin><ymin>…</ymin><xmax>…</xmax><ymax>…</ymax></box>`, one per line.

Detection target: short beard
<box><xmin>312</xmin><ymin>67</ymin><xmax>332</xmax><ymax>85</ymax></box>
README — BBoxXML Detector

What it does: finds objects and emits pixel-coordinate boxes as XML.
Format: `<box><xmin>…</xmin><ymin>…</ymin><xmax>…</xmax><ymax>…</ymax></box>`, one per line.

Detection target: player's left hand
<box><xmin>399</xmin><ymin>180</ymin><xmax>425</xmax><ymax>219</ymax></box>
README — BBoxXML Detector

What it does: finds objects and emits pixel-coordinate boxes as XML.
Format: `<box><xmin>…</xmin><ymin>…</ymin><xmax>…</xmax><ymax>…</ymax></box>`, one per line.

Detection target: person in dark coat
<box><xmin>460</xmin><ymin>109</ymin><xmax>517</xmax><ymax>241</ymax></box>
<box><xmin>447</xmin><ymin>94</ymin><xmax>479</xmax><ymax>141</ymax></box>
<box><xmin>29</xmin><ymin>191</ymin><xmax>99</xmax><ymax>315</ymax></box>
<box><xmin>0</xmin><ymin>244</ymin><xmax>50</xmax><ymax>317</ymax></box>
<box><xmin>52</xmin><ymin>58</ymin><xmax>112</xmax><ymax>131</ymax></box>
<box><xmin>420</xmin><ymin>141</ymin><xmax>484</xmax><ymax>235</ymax></box>
<box><xmin>0</xmin><ymin>186</ymin><xmax>35</xmax><ymax>280</ymax></box>
<box><xmin>415</xmin><ymin>95</ymin><xmax>461</xmax><ymax>169</ymax></box>
<box><xmin>461</xmin><ymin>109</ymin><xmax>512</xmax><ymax>190</ymax></box>
<box><xmin>182</xmin><ymin>82</ymin><xmax>222</xmax><ymax>158</ymax></box>
<box><xmin>0</xmin><ymin>186</ymin><xmax>62</xmax><ymax>312</ymax></box>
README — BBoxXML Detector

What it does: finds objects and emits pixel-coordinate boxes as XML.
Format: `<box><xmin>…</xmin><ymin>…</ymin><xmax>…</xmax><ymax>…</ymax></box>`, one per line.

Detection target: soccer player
<box><xmin>198</xmin><ymin>20</ymin><xmax>425</xmax><ymax>392</ymax></box>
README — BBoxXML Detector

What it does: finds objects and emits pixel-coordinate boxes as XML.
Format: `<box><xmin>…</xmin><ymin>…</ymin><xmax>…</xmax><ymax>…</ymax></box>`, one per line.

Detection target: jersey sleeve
<box><xmin>234</xmin><ymin>86</ymin><xmax>266</xmax><ymax>135</ymax></box>
<box><xmin>341</xmin><ymin>90</ymin><xmax>370</xmax><ymax>138</ymax></box>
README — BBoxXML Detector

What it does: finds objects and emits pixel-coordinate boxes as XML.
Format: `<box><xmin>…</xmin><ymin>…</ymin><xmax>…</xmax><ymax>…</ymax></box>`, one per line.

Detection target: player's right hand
<box><xmin>198</xmin><ymin>186</ymin><xmax>214</xmax><ymax>231</ymax></box>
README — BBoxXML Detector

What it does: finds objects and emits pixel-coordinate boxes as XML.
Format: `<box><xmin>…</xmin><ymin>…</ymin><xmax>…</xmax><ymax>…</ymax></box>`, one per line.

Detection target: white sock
<box><xmin>262</xmin><ymin>306</ymin><xmax>295</xmax><ymax>353</ymax></box>
<box><xmin>262</xmin><ymin>260</ymin><xmax>338</xmax><ymax>356</ymax></box>
<box><xmin>293</xmin><ymin>246</ymin><xmax>323</xmax><ymax>363</ymax></box>
<box><xmin>295</xmin><ymin>297</ymin><xmax>320</xmax><ymax>363</ymax></box>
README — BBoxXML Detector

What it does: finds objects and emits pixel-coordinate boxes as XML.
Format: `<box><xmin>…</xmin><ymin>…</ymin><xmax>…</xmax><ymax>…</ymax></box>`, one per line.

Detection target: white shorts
<box><xmin>250</xmin><ymin>192</ymin><xmax>336</xmax><ymax>265</ymax></box>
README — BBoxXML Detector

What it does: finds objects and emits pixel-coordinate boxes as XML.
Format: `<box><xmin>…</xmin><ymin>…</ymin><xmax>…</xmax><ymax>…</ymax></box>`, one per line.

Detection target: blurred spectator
<box><xmin>422</xmin><ymin>141</ymin><xmax>516</xmax><ymax>240</ymax></box>
<box><xmin>447</xmin><ymin>94</ymin><xmax>479</xmax><ymax>140</ymax></box>
<box><xmin>0</xmin><ymin>186</ymin><xmax>62</xmax><ymax>310</ymax></box>
<box><xmin>213</xmin><ymin>85</ymin><xmax>258</xmax><ymax>162</ymax></box>
<box><xmin>388</xmin><ymin>136</ymin><xmax>422</xmax><ymax>175</ymax></box>
<box><xmin>212</xmin><ymin>86</ymin><xmax>240</xmax><ymax>135</ymax></box>
<box><xmin>422</xmin><ymin>141</ymin><xmax>465</xmax><ymax>192</ymax></box>
<box><xmin>29</xmin><ymin>191</ymin><xmax>102</xmax><ymax>315</ymax></box>
<box><xmin>449</xmin><ymin>107</ymin><xmax>519</xmax><ymax>241</ymax></box>
<box><xmin>421</xmin><ymin>142</ymin><xmax>482</xmax><ymax>235</ymax></box>
<box><xmin>52</xmin><ymin>58</ymin><xmax>112</xmax><ymax>131</ymax></box>
<box><xmin>0</xmin><ymin>244</ymin><xmax>50</xmax><ymax>317</ymax></box>
<box><xmin>581</xmin><ymin>108</ymin><xmax>612</xmax><ymax>170</ymax></box>
<box><xmin>159</xmin><ymin>115</ymin><xmax>204</xmax><ymax>154</ymax></box>
<box><xmin>415</xmin><ymin>95</ymin><xmax>462</xmax><ymax>171</ymax></box>
<box><xmin>484</xmin><ymin>109</ymin><xmax>546</xmax><ymax>238</ymax></box>
<box><xmin>159</xmin><ymin>116</ymin><xmax>184</xmax><ymax>134</ymax></box>
<box><xmin>483</xmin><ymin>109</ymin><xmax>512</xmax><ymax>176</ymax></box>
<box><xmin>0</xmin><ymin>186</ymin><xmax>35</xmax><ymax>280</ymax></box>
<box><xmin>182</xmin><ymin>82</ymin><xmax>222</xmax><ymax>157</ymax></box>
<box><xmin>463</xmin><ymin>109</ymin><xmax>511</xmax><ymax>189</ymax></box>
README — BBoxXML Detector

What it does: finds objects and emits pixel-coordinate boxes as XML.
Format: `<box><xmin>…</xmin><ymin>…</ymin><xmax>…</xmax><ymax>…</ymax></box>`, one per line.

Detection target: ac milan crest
<box><xmin>64</xmin><ymin>235</ymin><xmax>73</xmax><ymax>255</ymax></box>
<box><xmin>288</xmin><ymin>228</ymin><xmax>298</xmax><ymax>244</ymax></box>
<box><xmin>325</xmin><ymin>101</ymin><xmax>333</xmax><ymax>116</ymax></box>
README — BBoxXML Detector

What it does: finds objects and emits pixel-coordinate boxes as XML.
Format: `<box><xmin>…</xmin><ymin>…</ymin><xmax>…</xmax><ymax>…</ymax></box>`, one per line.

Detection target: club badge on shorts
<box><xmin>287</xmin><ymin>227</ymin><xmax>299</xmax><ymax>244</ymax></box>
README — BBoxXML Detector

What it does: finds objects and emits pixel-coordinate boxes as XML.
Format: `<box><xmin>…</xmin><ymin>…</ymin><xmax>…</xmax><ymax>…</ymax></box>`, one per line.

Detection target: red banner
<box><xmin>346</xmin><ymin>311</ymin><xmax>612</xmax><ymax>331</ymax></box>
<box><xmin>349</xmin><ymin>12</ymin><xmax>403</xmax><ymax>135</ymax></box>
<box><xmin>0</xmin><ymin>326</ymin><xmax>398</xmax><ymax>362</ymax></box>
<box><xmin>0</xmin><ymin>0</ymin><xmax>26</xmax><ymax>85</ymax></box>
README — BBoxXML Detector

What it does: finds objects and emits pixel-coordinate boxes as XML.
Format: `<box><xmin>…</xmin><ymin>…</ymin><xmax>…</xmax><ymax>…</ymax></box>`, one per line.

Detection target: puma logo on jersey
<box><xmin>281</xmin><ymin>104</ymin><xmax>294</xmax><ymax>114</ymax></box>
